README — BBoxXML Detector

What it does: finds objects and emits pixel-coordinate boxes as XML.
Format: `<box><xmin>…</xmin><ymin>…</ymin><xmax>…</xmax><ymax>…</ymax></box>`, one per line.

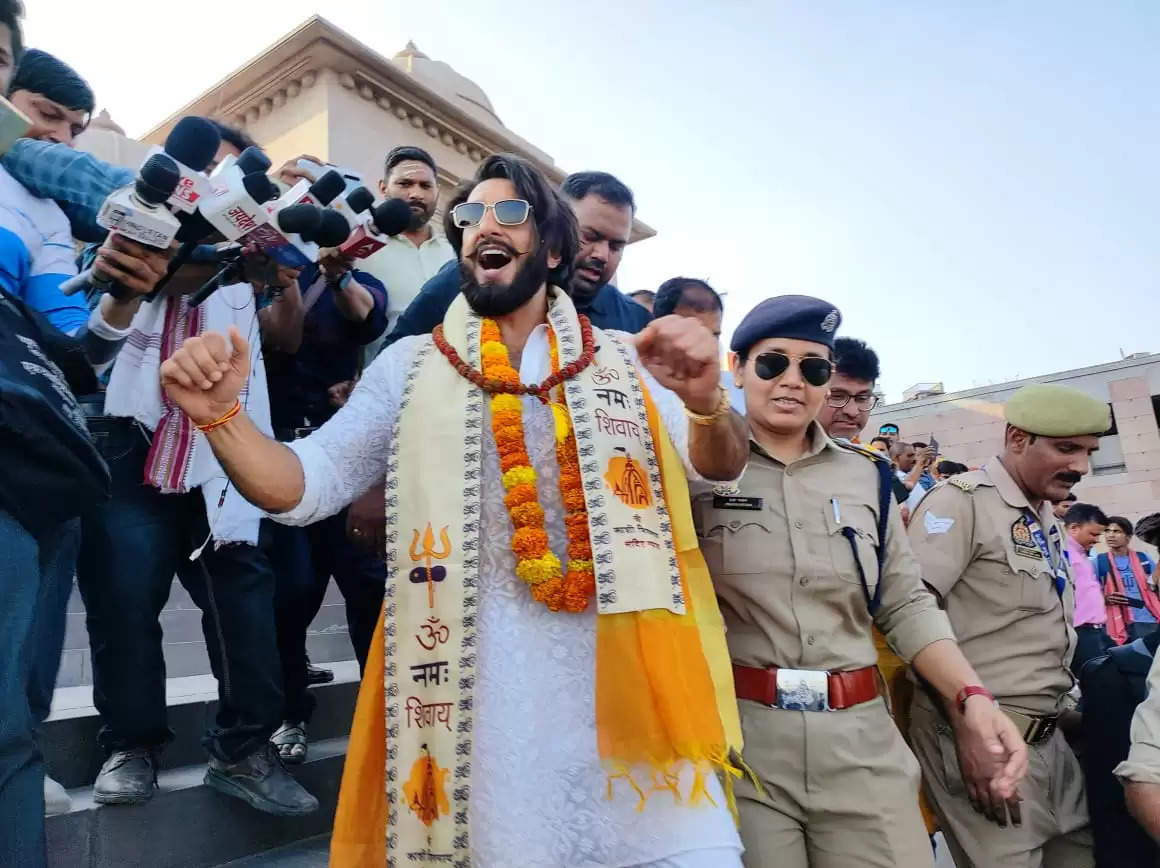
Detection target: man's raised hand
<box><xmin>159</xmin><ymin>326</ymin><xmax>250</xmax><ymax>426</ymax></box>
<box><xmin>631</xmin><ymin>315</ymin><xmax>722</xmax><ymax>414</ymax></box>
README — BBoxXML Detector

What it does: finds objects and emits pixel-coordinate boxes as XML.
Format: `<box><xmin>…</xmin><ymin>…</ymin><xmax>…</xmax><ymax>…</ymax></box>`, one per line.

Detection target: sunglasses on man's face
<box><xmin>751</xmin><ymin>351</ymin><xmax>834</xmax><ymax>387</ymax></box>
<box><xmin>450</xmin><ymin>199</ymin><xmax>533</xmax><ymax>228</ymax></box>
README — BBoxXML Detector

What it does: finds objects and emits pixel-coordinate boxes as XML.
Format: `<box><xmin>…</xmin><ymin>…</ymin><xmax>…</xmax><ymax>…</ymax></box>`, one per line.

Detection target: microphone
<box><xmin>145</xmin><ymin>116</ymin><xmax>221</xmax><ymax>215</ymax></box>
<box><xmin>59</xmin><ymin>154</ymin><xmax>183</xmax><ymax>296</ymax></box>
<box><xmin>188</xmin><ymin>205</ymin><xmax>324</xmax><ymax>307</ymax></box>
<box><xmin>201</xmin><ymin>170</ymin><xmax>280</xmax><ymax>240</ymax></box>
<box><xmin>306</xmin><ymin>209</ymin><xmax>355</xmax><ymax>248</ymax></box>
<box><xmin>281</xmin><ymin>169</ymin><xmax>346</xmax><ymax>209</ymax></box>
<box><xmin>339</xmin><ymin>197</ymin><xmax>413</xmax><ymax>259</ymax></box>
<box><xmin>242</xmin><ymin>201</ymin><xmax>336</xmax><ymax>269</ymax></box>
<box><xmin>329</xmin><ymin>185</ymin><xmax>375</xmax><ymax>230</ymax></box>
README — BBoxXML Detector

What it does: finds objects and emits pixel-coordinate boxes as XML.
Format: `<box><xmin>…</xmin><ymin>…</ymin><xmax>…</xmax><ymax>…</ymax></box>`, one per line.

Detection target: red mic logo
<box><xmin>173</xmin><ymin>176</ymin><xmax>200</xmax><ymax>205</ymax></box>
<box><xmin>226</xmin><ymin>206</ymin><xmax>259</xmax><ymax>234</ymax></box>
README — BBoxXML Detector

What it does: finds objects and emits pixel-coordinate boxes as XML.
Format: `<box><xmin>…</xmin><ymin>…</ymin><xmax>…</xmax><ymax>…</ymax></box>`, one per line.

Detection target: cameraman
<box><xmin>261</xmin><ymin>243</ymin><xmax>388</xmax><ymax>763</ymax></box>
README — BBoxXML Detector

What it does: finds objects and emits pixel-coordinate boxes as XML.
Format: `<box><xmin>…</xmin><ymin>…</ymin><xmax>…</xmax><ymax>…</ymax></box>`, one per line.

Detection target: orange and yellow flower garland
<box><xmin>480</xmin><ymin>319</ymin><xmax>594</xmax><ymax>613</ymax></box>
<box><xmin>549</xmin><ymin>329</ymin><xmax>597</xmax><ymax>613</ymax></box>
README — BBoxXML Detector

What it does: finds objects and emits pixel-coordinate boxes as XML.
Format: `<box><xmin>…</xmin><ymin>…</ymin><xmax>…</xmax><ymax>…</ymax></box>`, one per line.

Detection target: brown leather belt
<box><xmin>733</xmin><ymin>663</ymin><xmax>881</xmax><ymax>711</ymax></box>
<box><xmin>1002</xmin><ymin>707</ymin><xmax>1059</xmax><ymax>745</ymax></box>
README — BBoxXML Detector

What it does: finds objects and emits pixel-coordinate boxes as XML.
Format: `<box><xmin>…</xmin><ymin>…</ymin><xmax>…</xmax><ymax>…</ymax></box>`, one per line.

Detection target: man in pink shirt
<box><xmin>1066</xmin><ymin>502</ymin><xmax>1112</xmax><ymax>676</ymax></box>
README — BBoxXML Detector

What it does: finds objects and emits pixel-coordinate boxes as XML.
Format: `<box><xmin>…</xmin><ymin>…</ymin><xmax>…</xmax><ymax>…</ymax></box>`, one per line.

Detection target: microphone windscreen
<box><xmin>242</xmin><ymin>172</ymin><xmax>279</xmax><ymax>204</ymax></box>
<box><xmin>164</xmin><ymin>116</ymin><xmax>221</xmax><ymax>172</ymax></box>
<box><xmin>277</xmin><ymin>203</ymin><xmax>323</xmax><ymax>235</ymax></box>
<box><xmin>308</xmin><ymin>170</ymin><xmax>346</xmax><ymax>206</ymax></box>
<box><xmin>236</xmin><ymin>146</ymin><xmax>272</xmax><ymax>176</ymax></box>
<box><xmin>372</xmin><ymin>198</ymin><xmax>413</xmax><ymax>237</ymax></box>
<box><xmin>137</xmin><ymin>154</ymin><xmax>181</xmax><ymax>204</ymax></box>
<box><xmin>345</xmin><ymin>186</ymin><xmax>374</xmax><ymax>214</ymax></box>
<box><xmin>310</xmin><ymin>210</ymin><xmax>353</xmax><ymax>247</ymax></box>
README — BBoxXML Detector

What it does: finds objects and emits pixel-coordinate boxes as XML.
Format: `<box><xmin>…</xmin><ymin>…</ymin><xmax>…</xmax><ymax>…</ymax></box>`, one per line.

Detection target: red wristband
<box><xmin>955</xmin><ymin>685</ymin><xmax>995</xmax><ymax>715</ymax></box>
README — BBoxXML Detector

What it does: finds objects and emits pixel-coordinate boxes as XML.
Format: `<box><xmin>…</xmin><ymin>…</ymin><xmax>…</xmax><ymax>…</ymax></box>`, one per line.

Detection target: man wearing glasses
<box><xmin>693</xmin><ymin>294</ymin><xmax>1026</xmax><ymax>867</ymax></box>
<box><xmin>816</xmin><ymin>336</ymin><xmax>880</xmax><ymax>443</ymax></box>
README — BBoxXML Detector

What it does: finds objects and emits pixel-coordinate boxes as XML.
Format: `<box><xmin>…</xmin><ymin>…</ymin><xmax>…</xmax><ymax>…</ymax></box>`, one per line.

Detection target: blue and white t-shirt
<box><xmin>0</xmin><ymin>164</ymin><xmax>87</xmax><ymax>334</ymax></box>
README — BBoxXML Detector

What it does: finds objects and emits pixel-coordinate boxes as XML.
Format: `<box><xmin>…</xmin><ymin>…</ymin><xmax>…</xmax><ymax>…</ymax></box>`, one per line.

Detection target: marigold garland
<box><xmin>548</xmin><ymin>328</ymin><xmax>596</xmax><ymax>613</ymax></box>
<box><xmin>466</xmin><ymin>317</ymin><xmax>596</xmax><ymax>613</ymax></box>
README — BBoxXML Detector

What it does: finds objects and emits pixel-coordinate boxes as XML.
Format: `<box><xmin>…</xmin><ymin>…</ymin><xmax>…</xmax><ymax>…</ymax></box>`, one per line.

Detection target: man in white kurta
<box><xmin>278</xmin><ymin>327</ymin><xmax>742</xmax><ymax>865</ymax></box>
<box><xmin>156</xmin><ymin>153</ymin><xmax>752</xmax><ymax>866</ymax></box>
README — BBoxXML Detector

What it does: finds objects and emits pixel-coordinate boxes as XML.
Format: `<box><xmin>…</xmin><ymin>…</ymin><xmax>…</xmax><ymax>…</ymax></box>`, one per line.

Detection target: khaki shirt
<box><xmin>1116</xmin><ymin>651</ymin><xmax>1160</xmax><ymax>784</ymax></box>
<box><xmin>908</xmin><ymin>457</ymin><xmax>1076</xmax><ymax>715</ymax></box>
<box><xmin>693</xmin><ymin>424</ymin><xmax>953</xmax><ymax>672</ymax></box>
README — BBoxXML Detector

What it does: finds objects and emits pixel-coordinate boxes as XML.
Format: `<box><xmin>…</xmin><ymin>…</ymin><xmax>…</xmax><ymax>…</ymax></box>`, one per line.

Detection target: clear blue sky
<box><xmin>25</xmin><ymin>1</ymin><xmax>1158</xmax><ymax>401</ymax></box>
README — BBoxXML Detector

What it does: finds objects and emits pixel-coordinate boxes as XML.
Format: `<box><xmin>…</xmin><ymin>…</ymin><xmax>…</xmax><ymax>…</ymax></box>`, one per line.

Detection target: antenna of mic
<box><xmin>163</xmin><ymin>116</ymin><xmax>221</xmax><ymax>172</ymax></box>
<box><xmin>307</xmin><ymin>170</ymin><xmax>346</xmax><ymax>206</ymax></box>
<box><xmin>371</xmin><ymin>198</ymin><xmax>413</xmax><ymax>236</ymax></box>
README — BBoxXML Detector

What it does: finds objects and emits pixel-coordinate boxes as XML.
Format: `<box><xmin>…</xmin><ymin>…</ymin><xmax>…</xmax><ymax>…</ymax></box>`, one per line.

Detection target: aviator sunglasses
<box><xmin>451</xmin><ymin>199</ymin><xmax>533</xmax><ymax>228</ymax></box>
<box><xmin>751</xmin><ymin>351</ymin><xmax>834</xmax><ymax>387</ymax></box>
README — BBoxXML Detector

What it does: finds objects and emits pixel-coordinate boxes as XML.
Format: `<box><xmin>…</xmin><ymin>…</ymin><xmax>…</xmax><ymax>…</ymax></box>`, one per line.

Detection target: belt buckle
<box><xmin>775</xmin><ymin>668</ymin><xmax>830</xmax><ymax>712</ymax></box>
<box><xmin>1030</xmin><ymin>717</ymin><xmax>1056</xmax><ymax>744</ymax></box>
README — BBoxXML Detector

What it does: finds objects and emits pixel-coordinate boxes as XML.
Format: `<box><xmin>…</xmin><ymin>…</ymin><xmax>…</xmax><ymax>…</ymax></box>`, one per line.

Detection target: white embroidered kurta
<box><xmin>277</xmin><ymin>326</ymin><xmax>741</xmax><ymax>867</ymax></box>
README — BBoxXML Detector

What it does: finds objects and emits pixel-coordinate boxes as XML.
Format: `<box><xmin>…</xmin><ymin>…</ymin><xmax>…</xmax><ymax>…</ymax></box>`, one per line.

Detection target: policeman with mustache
<box><xmin>907</xmin><ymin>383</ymin><xmax>1109</xmax><ymax>867</ymax></box>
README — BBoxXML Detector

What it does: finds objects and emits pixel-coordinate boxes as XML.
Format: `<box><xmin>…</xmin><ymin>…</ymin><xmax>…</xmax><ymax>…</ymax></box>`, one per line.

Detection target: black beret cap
<box><xmin>730</xmin><ymin>294</ymin><xmax>842</xmax><ymax>355</ymax></box>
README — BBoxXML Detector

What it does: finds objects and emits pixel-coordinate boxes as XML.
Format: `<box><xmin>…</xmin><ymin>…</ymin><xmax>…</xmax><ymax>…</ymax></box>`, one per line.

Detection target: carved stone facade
<box><xmin>130</xmin><ymin>17</ymin><xmax>653</xmax><ymax>241</ymax></box>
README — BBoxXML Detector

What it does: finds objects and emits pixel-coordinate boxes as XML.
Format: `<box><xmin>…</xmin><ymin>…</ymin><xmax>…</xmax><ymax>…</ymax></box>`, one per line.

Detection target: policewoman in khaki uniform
<box><xmin>695</xmin><ymin>295</ymin><xmax>1027</xmax><ymax>868</ymax></box>
<box><xmin>908</xmin><ymin>383</ymin><xmax>1108</xmax><ymax>867</ymax></box>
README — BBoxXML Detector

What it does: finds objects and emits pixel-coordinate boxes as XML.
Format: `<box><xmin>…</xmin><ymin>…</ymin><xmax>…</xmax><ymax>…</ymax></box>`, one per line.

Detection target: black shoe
<box><xmin>205</xmin><ymin>743</ymin><xmax>319</xmax><ymax>816</ymax></box>
<box><xmin>93</xmin><ymin>748</ymin><xmax>158</xmax><ymax>805</ymax></box>
<box><xmin>305</xmin><ymin>663</ymin><xmax>334</xmax><ymax>685</ymax></box>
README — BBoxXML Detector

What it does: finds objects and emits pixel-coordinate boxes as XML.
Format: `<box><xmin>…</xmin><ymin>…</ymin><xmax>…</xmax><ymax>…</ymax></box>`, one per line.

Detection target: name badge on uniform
<box><xmin>713</xmin><ymin>495</ymin><xmax>764</xmax><ymax>511</ymax></box>
<box><xmin>1011</xmin><ymin>517</ymin><xmax>1044</xmax><ymax>560</ymax></box>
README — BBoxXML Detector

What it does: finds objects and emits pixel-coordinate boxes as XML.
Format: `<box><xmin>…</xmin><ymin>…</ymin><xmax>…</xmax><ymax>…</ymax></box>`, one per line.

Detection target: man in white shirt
<box><xmin>360</xmin><ymin>145</ymin><xmax>454</xmax><ymax>361</ymax></box>
<box><xmin>157</xmin><ymin>152</ymin><xmax>752</xmax><ymax>868</ymax></box>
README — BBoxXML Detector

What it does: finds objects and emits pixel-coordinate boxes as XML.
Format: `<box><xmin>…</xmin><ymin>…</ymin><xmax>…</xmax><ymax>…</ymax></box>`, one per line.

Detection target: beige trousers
<box><xmin>909</xmin><ymin>695</ymin><xmax>1093</xmax><ymax>868</ymax></box>
<box><xmin>736</xmin><ymin>696</ymin><xmax>934</xmax><ymax>868</ymax></box>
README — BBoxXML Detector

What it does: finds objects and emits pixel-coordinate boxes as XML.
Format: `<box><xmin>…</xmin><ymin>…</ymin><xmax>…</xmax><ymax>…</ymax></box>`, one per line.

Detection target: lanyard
<box><xmin>1023</xmin><ymin>510</ymin><xmax>1067</xmax><ymax>598</ymax></box>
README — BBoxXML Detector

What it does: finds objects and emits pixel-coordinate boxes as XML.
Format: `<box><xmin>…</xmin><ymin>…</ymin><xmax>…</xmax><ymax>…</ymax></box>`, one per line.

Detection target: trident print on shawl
<box><xmin>410</xmin><ymin>523</ymin><xmax>451</xmax><ymax>608</ymax></box>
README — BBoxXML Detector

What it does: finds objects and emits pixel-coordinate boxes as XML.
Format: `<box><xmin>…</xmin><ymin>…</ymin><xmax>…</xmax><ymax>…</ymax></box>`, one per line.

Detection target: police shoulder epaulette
<box><xmin>835</xmin><ymin>439</ymin><xmax>888</xmax><ymax>465</ymax></box>
<box><xmin>948</xmin><ymin>476</ymin><xmax>976</xmax><ymax>492</ymax></box>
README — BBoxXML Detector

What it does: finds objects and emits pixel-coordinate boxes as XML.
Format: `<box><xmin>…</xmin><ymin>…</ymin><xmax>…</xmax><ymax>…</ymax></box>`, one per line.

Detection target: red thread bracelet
<box><xmin>196</xmin><ymin>399</ymin><xmax>241</xmax><ymax>434</ymax></box>
<box><xmin>955</xmin><ymin>685</ymin><xmax>996</xmax><ymax>715</ymax></box>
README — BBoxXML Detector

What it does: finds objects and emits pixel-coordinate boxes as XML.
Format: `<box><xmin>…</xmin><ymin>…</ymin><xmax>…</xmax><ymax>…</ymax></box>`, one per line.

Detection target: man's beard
<box><xmin>459</xmin><ymin>244</ymin><xmax>550</xmax><ymax>317</ymax></box>
<box><xmin>407</xmin><ymin>202</ymin><xmax>433</xmax><ymax>231</ymax></box>
<box><xmin>569</xmin><ymin>256</ymin><xmax>605</xmax><ymax>303</ymax></box>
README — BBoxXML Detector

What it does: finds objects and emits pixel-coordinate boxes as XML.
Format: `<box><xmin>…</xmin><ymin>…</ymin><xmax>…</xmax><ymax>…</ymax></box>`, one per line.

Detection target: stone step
<box><xmin>58</xmin><ymin>579</ymin><xmax>354</xmax><ymax>688</ymax></box>
<box><xmin>48</xmin><ymin>739</ymin><xmax>347</xmax><ymax>868</ymax></box>
<box><xmin>43</xmin><ymin>661</ymin><xmax>361</xmax><ymax>790</ymax></box>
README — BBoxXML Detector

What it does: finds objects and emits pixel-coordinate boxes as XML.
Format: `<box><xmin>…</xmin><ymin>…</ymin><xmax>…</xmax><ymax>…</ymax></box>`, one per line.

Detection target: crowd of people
<box><xmin>4</xmin><ymin>4</ymin><xmax>1160</xmax><ymax>867</ymax></box>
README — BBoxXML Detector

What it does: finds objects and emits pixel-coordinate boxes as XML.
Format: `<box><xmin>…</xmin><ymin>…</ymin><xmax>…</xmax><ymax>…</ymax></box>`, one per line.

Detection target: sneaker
<box><xmin>271</xmin><ymin>721</ymin><xmax>309</xmax><ymax>765</ymax></box>
<box><xmin>93</xmin><ymin>748</ymin><xmax>158</xmax><ymax>805</ymax></box>
<box><xmin>305</xmin><ymin>663</ymin><xmax>334</xmax><ymax>685</ymax></box>
<box><xmin>44</xmin><ymin>774</ymin><xmax>71</xmax><ymax>816</ymax></box>
<box><xmin>205</xmin><ymin>742</ymin><xmax>319</xmax><ymax>816</ymax></box>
